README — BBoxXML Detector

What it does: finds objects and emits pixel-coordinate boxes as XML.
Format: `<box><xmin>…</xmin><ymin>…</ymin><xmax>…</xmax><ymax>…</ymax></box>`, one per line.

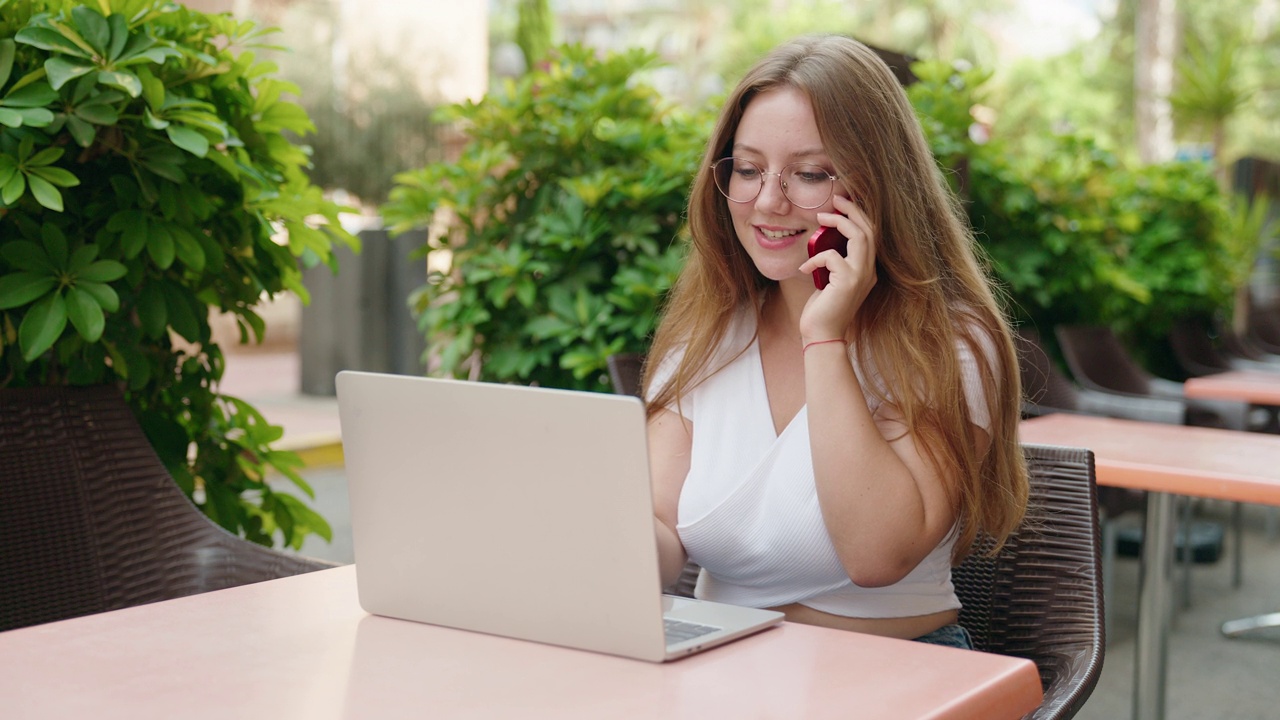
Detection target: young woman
<box><xmin>644</xmin><ymin>35</ymin><xmax>1028</xmax><ymax>649</ymax></box>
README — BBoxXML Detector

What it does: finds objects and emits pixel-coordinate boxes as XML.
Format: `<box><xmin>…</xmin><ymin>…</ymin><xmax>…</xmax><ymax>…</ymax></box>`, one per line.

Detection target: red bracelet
<box><xmin>802</xmin><ymin>338</ymin><xmax>845</xmax><ymax>354</ymax></box>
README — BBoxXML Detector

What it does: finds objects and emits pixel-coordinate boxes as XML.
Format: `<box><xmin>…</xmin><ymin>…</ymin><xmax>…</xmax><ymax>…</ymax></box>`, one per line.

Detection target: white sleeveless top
<box><xmin>650</xmin><ymin>311</ymin><xmax>993</xmax><ymax>618</ymax></box>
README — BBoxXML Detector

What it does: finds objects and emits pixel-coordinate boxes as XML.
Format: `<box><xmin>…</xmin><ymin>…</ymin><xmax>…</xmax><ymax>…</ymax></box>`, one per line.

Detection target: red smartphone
<box><xmin>807</xmin><ymin>226</ymin><xmax>847</xmax><ymax>290</ymax></box>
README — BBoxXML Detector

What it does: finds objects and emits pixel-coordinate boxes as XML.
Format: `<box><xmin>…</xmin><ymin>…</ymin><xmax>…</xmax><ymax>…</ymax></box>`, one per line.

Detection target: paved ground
<box><xmin>1080</xmin><ymin>503</ymin><xmax>1280</xmax><ymax>720</ymax></box>
<box><xmin>225</xmin><ymin>348</ymin><xmax>1280</xmax><ymax>720</ymax></box>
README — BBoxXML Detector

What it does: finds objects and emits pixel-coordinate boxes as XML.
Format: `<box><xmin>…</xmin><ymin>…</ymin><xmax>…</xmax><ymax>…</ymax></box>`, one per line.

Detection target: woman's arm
<box><xmin>799</xmin><ymin>195</ymin><xmax>988</xmax><ymax>587</ymax></box>
<box><xmin>804</xmin><ymin>343</ymin><xmax>988</xmax><ymax>587</ymax></box>
<box><xmin>648</xmin><ymin>407</ymin><xmax>693</xmax><ymax>589</ymax></box>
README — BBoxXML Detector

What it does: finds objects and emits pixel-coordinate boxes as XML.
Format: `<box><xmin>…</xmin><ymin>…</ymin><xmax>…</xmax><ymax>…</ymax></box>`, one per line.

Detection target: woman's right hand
<box><xmin>798</xmin><ymin>194</ymin><xmax>878</xmax><ymax>342</ymax></box>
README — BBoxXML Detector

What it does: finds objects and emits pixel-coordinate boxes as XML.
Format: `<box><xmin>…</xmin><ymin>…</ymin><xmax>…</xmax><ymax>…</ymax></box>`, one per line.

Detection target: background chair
<box><xmin>607</xmin><ymin>353</ymin><xmax>1106</xmax><ymax>719</ymax></box>
<box><xmin>1018</xmin><ymin>327</ymin><xmax>1184</xmax><ymax>424</ymax></box>
<box><xmin>1016</xmin><ymin>327</ymin><xmax>1173</xmax><ymax>624</ymax></box>
<box><xmin>606</xmin><ymin>352</ymin><xmax>645</xmax><ymax>399</ymax></box>
<box><xmin>954</xmin><ymin>443</ymin><xmax>1105</xmax><ymax>720</ymax></box>
<box><xmin>1246</xmin><ymin>296</ymin><xmax>1280</xmax><ymax>355</ymax></box>
<box><xmin>1055</xmin><ymin>324</ymin><xmax>1253</xmax><ymax>598</ymax></box>
<box><xmin>1054</xmin><ymin>324</ymin><xmax>1250</xmax><ymax>430</ymax></box>
<box><xmin>0</xmin><ymin>385</ymin><xmax>336</xmax><ymax>632</ymax></box>
<box><xmin>1171</xmin><ymin>317</ymin><xmax>1280</xmax><ymax>376</ymax></box>
<box><xmin>1170</xmin><ymin>320</ymin><xmax>1280</xmax><ymax>437</ymax></box>
<box><xmin>1221</xmin><ymin>329</ymin><xmax>1280</xmax><ymax>368</ymax></box>
<box><xmin>1169</xmin><ymin>319</ymin><xmax>1236</xmax><ymax>377</ymax></box>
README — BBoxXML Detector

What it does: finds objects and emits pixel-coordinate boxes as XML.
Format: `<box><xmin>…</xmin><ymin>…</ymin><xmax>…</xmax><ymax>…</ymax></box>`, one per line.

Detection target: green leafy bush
<box><xmin>908</xmin><ymin>59</ymin><xmax>992</xmax><ymax>182</ymax></box>
<box><xmin>0</xmin><ymin>0</ymin><xmax>357</xmax><ymax>548</ymax></box>
<box><xmin>382</xmin><ymin>44</ymin><xmax>711</xmax><ymax>391</ymax></box>
<box><xmin>970</xmin><ymin>136</ymin><xmax>1230</xmax><ymax>329</ymax></box>
<box><xmin>908</xmin><ymin>60</ymin><xmax>1234</xmax><ymax>376</ymax></box>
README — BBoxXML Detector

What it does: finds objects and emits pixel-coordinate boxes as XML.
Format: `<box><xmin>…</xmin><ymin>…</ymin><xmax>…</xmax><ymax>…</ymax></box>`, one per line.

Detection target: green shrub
<box><xmin>909</xmin><ymin>59</ymin><xmax>1233</xmax><ymax>377</ymax></box>
<box><xmin>0</xmin><ymin>0</ymin><xmax>357</xmax><ymax>548</ymax></box>
<box><xmin>382</xmin><ymin>44</ymin><xmax>712</xmax><ymax>392</ymax></box>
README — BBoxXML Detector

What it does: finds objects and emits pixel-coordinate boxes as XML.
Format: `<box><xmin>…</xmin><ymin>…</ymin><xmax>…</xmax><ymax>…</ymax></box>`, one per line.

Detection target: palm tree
<box><xmin>1135</xmin><ymin>0</ymin><xmax>1177</xmax><ymax>163</ymax></box>
<box><xmin>516</xmin><ymin>0</ymin><xmax>555</xmax><ymax>70</ymax></box>
<box><xmin>1172</xmin><ymin>17</ymin><xmax>1269</xmax><ymax>333</ymax></box>
<box><xmin>1171</xmin><ymin>24</ymin><xmax>1253</xmax><ymax>191</ymax></box>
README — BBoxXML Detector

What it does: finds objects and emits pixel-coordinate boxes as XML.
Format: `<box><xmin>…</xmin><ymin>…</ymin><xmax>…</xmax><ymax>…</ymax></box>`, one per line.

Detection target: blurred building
<box><xmin>184</xmin><ymin>0</ymin><xmax>486</xmax><ymax>367</ymax></box>
<box><xmin>184</xmin><ymin>0</ymin><xmax>487</xmax><ymax>107</ymax></box>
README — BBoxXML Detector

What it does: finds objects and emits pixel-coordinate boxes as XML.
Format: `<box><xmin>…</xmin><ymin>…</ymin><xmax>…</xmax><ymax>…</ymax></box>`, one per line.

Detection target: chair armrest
<box><xmin>1148</xmin><ymin>377</ymin><xmax>1186</xmax><ymax>399</ymax></box>
<box><xmin>1227</xmin><ymin>356</ymin><xmax>1280</xmax><ymax>372</ymax></box>
<box><xmin>1074</xmin><ymin>388</ymin><xmax>1185</xmax><ymax>425</ymax></box>
<box><xmin>1185</xmin><ymin>397</ymin><xmax>1251</xmax><ymax>431</ymax></box>
<box><xmin>1021</xmin><ymin>401</ymin><xmax>1062</xmax><ymax>419</ymax></box>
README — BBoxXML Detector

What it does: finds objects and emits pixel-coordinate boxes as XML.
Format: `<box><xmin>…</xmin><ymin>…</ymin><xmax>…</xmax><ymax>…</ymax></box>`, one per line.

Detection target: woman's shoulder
<box><xmin>949</xmin><ymin>305</ymin><xmax>1009</xmax><ymax>364</ymax></box>
<box><xmin>647</xmin><ymin>305</ymin><xmax>758</xmax><ymax>398</ymax></box>
<box><xmin>655</xmin><ymin>305</ymin><xmax>757</xmax><ymax>366</ymax></box>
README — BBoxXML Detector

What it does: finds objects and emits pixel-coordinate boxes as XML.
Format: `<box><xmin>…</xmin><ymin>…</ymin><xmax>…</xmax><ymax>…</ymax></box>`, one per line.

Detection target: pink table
<box><xmin>1178</xmin><ymin>371</ymin><xmax>1280</xmax><ymax>635</ymax></box>
<box><xmin>1184</xmin><ymin>370</ymin><xmax>1280</xmax><ymax>406</ymax></box>
<box><xmin>0</xmin><ymin>565</ymin><xmax>1042</xmax><ymax>720</ymax></box>
<box><xmin>1021</xmin><ymin>414</ymin><xmax>1280</xmax><ymax>720</ymax></box>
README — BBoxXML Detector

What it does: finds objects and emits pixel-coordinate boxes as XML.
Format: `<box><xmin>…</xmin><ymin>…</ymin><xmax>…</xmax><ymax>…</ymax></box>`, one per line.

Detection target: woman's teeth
<box><xmin>760</xmin><ymin>228</ymin><xmax>801</xmax><ymax>239</ymax></box>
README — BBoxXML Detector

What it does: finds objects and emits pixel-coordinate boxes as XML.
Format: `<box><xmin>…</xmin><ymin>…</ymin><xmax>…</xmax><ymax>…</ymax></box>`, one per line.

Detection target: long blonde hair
<box><xmin>644</xmin><ymin>34</ymin><xmax>1028</xmax><ymax>561</ymax></box>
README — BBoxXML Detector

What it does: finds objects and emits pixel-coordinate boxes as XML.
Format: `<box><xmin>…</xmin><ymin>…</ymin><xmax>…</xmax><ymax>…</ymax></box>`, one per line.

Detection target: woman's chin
<box><xmin>751</xmin><ymin>262</ymin><xmax>807</xmax><ymax>285</ymax></box>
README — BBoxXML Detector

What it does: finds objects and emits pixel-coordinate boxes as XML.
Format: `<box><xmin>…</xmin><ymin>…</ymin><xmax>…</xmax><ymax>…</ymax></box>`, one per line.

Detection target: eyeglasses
<box><xmin>710</xmin><ymin>157</ymin><xmax>839</xmax><ymax>209</ymax></box>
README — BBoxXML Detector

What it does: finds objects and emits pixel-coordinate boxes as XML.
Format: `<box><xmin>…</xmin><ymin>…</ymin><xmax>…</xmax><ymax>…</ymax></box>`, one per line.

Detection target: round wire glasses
<box><xmin>710</xmin><ymin>157</ymin><xmax>839</xmax><ymax>209</ymax></box>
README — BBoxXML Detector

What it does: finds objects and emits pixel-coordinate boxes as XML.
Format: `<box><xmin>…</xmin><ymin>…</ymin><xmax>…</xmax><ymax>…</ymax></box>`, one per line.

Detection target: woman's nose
<box><xmin>755</xmin><ymin>175</ymin><xmax>791</xmax><ymax>214</ymax></box>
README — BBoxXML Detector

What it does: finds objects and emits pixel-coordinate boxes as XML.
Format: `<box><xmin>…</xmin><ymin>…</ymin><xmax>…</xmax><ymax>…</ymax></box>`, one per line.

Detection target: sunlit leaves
<box><xmin>16</xmin><ymin>5</ymin><xmax>180</xmax><ymax>98</ymax></box>
<box><xmin>44</xmin><ymin>55</ymin><xmax>94</xmax><ymax>90</ymax></box>
<box><xmin>164</xmin><ymin>124</ymin><xmax>207</xmax><ymax>156</ymax></box>
<box><xmin>13</xmin><ymin>27</ymin><xmax>92</xmax><ymax>59</ymax></box>
<box><xmin>0</xmin><ymin>40</ymin><xmax>58</xmax><ymax>128</ymax></box>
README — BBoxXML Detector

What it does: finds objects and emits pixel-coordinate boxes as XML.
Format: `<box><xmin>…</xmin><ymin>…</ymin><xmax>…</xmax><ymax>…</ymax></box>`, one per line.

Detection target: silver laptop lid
<box><xmin>336</xmin><ymin>371</ymin><xmax>669</xmax><ymax>661</ymax></box>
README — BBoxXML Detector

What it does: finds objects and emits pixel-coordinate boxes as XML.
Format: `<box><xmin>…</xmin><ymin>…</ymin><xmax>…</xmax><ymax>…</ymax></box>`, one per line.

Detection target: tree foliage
<box><xmin>910</xmin><ymin>59</ymin><xmax>1236</xmax><ymax>377</ymax></box>
<box><xmin>382</xmin><ymin>44</ymin><xmax>711</xmax><ymax>392</ymax></box>
<box><xmin>993</xmin><ymin>0</ymin><xmax>1278</xmax><ymax>167</ymax></box>
<box><xmin>0</xmin><ymin>0</ymin><xmax>358</xmax><ymax>548</ymax></box>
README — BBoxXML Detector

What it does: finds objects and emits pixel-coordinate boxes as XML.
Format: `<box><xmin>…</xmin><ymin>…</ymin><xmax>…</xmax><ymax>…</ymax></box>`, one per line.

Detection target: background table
<box><xmin>1179</xmin><ymin>372</ymin><xmax>1280</xmax><ymax>635</ymax></box>
<box><xmin>1186</xmin><ymin>370</ymin><xmax>1280</xmax><ymax>433</ymax></box>
<box><xmin>1184</xmin><ymin>370</ymin><xmax>1280</xmax><ymax>407</ymax></box>
<box><xmin>1020</xmin><ymin>413</ymin><xmax>1280</xmax><ymax>720</ymax></box>
<box><xmin>0</xmin><ymin>565</ymin><xmax>1042</xmax><ymax>720</ymax></box>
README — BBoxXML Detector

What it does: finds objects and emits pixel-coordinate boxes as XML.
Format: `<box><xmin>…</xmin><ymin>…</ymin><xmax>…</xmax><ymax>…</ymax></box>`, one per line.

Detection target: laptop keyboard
<box><xmin>664</xmin><ymin>618</ymin><xmax>721</xmax><ymax>645</ymax></box>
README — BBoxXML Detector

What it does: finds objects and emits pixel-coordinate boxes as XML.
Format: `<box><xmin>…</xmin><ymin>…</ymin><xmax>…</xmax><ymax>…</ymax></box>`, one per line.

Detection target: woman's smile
<box><xmin>755</xmin><ymin>224</ymin><xmax>808</xmax><ymax>251</ymax></box>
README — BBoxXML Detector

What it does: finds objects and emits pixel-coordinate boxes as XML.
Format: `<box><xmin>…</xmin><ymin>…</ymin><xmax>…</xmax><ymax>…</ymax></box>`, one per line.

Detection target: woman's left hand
<box><xmin>798</xmin><ymin>194</ymin><xmax>878</xmax><ymax>341</ymax></box>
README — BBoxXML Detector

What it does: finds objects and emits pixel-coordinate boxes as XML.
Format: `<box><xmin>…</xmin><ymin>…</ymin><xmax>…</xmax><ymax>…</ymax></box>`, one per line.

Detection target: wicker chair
<box><xmin>953</xmin><ymin>443</ymin><xmax>1104</xmax><ymax>720</ymax></box>
<box><xmin>0</xmin><ymin>385</ymin><xmax>336</xmax><ymax>632</ymax></box>
<box><xmin>606</xmin><ymin>352</ymin><xmax>645</xmax><ymax>399</ymax></box>
<box><xmin>1169</xmin><ymin>319</ymin><xmax>1235</xmax><ymax>377</ymax></box>
<box><xmin>1171</xmin><ymin>317</ymin><xmax>1280</xmax><ymax>376</ymax></box>
<box><xmin>1246</xmin><ymin>297</ymin><xmax>1280</xmax><ymax>355</ymax></box>
<box><xmin>607</xmin><ymin>354</ymin><xmax>1105</xmax><ymax>719</ymax></box>
<box><xmin>1054</xmin><ymin>324</ymin><xmax>1250</xmax><ymax>431</ymax></box>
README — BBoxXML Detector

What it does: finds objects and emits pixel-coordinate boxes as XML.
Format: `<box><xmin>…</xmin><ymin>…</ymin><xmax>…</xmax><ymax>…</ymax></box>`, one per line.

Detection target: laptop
<box><xmin>335</xmin><ymin>370</ymin><xmax>783</xmax><ymax>662</ymax></box>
